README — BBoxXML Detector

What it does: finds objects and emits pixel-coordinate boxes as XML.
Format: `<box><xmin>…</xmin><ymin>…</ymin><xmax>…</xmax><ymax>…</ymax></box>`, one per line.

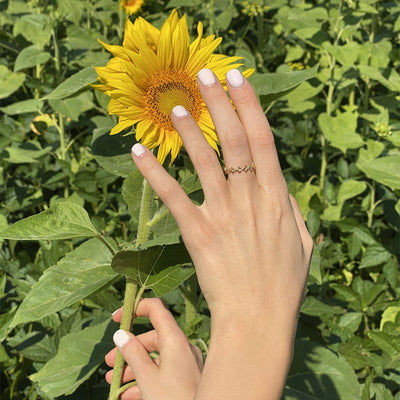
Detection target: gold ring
<box><xmin>223</xmin><ymin>162</ymin><xmax>255</xmax><ymax>175</ymax></box>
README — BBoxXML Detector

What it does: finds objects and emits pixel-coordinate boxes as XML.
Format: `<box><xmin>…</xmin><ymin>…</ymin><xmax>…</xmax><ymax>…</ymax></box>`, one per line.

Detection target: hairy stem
<box><xmin>109</xmin><ymin>177</ymin><xmax>154</xmax><ymax>399</ymax></box>
<box><xmin>109</xmin><ymin>278</ymin><xmax>138</xmax><ymax>400</ymax></box>
<box><xmin>135</xmin><ymin>179</ymin><xmax>154</xmax><ymax>247</ymax></box>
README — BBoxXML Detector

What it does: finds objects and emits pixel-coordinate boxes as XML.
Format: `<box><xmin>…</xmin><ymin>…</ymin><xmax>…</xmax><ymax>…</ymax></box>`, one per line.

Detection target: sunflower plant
<box><xmin>91</xmin><ymin>9</ymin><xmax>257</xmax><ymax>397</ymax></box>
<box><xmin>93</xmin><ymin>9</ymin><xmax>253</xmax><ymax>165</ymax></box>
<box><xmin>2</xmin><ymin>1</ymin><xmax>398</xmax><ymax>399</ymax></box>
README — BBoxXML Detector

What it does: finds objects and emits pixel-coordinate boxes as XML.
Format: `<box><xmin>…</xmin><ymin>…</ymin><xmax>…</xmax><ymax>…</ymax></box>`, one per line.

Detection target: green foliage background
<box><xmin>0</xmin><ymin>0</ymin><xmax>399</xmax><ymax>399</ymax></box>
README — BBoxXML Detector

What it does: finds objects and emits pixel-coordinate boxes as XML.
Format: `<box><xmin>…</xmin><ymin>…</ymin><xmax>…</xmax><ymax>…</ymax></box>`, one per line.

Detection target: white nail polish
<box><xmin>198</xmin><ymin>68</ymin><xmax>216</xmax><ymax>86</ymax></box>
<box><xmin>227</xmin><ymin>69</ymin><xmax>244</xmax><ymax>88</ymax></box>
<box><xmin>113</xmin><ymin>329</ymin><xmax>130</xmax><ymax>349</ymax></box>
<box><xmin>112</xmin><ymin>309</ymin><xmax>119</xmax><ymax>316</ymax></box>
<box><xmin>172</xmin><ymin>105</ymin><xmax>189</xmax><ymax>117</ymax></box>
<box><xmin>131</xmin><ymin>143</ymin><xmax>146</xmax><ymax>157</ymax></box>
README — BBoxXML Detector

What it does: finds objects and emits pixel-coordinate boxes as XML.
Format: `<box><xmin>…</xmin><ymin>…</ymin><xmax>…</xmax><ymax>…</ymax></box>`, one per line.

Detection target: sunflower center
<box><xmin>124</xmin><ymin>0</ymin><xmax>138</xmax><ymax>5</ymax></box>
<box><xmin>144</xmin><ymin>69</ymin><xmax>203</xmax><ymax>131</ymax></box>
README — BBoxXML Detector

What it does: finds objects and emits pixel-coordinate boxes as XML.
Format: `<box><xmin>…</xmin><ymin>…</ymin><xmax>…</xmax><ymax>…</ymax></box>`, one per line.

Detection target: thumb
<box><xmin>113</xmin><ymin>329</ymin><xmax>157</xmax><ymax>384</ymax></box>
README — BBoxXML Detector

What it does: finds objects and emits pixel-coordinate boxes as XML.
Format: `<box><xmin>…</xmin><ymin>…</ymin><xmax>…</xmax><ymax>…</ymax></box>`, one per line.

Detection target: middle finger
<box><xmin>197</xmin><ymin>68</ymin><xmax>255</xmax><ymax>187</ymax></box>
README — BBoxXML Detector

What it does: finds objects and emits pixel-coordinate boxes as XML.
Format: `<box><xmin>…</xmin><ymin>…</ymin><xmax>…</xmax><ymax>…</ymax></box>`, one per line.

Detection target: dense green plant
<box><xmin>0</xmin><ymin>0</ymin><xmax>399</xmax><ymax>399</ymax></box>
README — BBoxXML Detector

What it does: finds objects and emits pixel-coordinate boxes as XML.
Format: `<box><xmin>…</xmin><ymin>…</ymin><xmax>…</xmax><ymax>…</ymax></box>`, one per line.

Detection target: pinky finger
<box><xmin>120</xmin><ymin>384</ymin><xmax>142</xmax><ymax>400</ymax></box>
<box><xmin>131</xmin><ymin>143</ymin><xmax>198</xmax><ymax>228</ymax></box>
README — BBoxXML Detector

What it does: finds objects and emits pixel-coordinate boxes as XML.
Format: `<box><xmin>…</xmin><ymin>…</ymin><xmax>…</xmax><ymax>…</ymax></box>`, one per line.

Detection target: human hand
<box><xmin>106</xmin><ymin>298</ymin><xmax>203</xmax><ymax>400</ymax></box>
<box><xmin>130</xmin><ymin>68</ymin><xmax>313</xmax><ymax>331</ymax></box>
<box><xmin>130</xmin><ymin>68</ymin><xmax>313</xmax><ymax>399</ymax></box>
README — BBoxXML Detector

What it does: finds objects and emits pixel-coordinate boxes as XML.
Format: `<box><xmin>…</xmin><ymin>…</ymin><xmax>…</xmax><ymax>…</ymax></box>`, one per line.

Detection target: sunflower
<box><xmin>93</xmin><ymin>10</ymin><xmax>254</xmax><ymax>164</ymax></box>
<box><xmin>120</xmin><ymin>0</ymin><xmax>144</xmax><ymax>15</ymax></box>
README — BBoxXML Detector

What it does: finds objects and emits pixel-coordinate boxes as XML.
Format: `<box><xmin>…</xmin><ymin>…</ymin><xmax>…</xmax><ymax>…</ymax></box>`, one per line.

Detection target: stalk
<box><xmin>109</xmin><ymin>178</ymin><xmax>155</xmax><ymax>399</ymax></box>
<box><xmin>108</xmin><ymin>278</ymin><xmax>138</xmax><ymax>400</ymax></box>
<box><xmin>179</xmin><ymin>275</ymin><xmax>198</xmax><ymax>327</ymax></box>
<box><xmin>135</xmin><ymin>179</ymin><xmax>154</xmax><ymax>247</ymax></box>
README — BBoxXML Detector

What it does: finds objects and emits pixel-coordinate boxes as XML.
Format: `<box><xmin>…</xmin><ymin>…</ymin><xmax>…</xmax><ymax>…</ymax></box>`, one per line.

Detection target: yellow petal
<box><xmin>157</xmin><ymin>22</ymin><xmax>172</xmax><ymax>69</ymax></box>
<box><xmin>172</xmin><ymin>16</ymin><xmax>190</xmax><ymax>71</ymax></box>
<box><xmin>110</xmin><ymin>117</ymin><xmax>133</xmax><ymax>135</ymax></box>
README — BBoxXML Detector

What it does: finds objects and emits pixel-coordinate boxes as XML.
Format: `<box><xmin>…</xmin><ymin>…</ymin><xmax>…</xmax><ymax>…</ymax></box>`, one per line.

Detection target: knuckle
<box><xmin>225</xmin><ymin>130</ymin><xmax>248</xmax><ymax>151</ymax></box>
<box><xmin>157</xmin><ymin>180</ymin><xmax>179</xmax><ymax>201</ymax></box>
<box><xmin>253</xmin><ymin>126</ymin><xmax>275</xmax><ymax>149</ymax></box>
<box><xmin>194</xmin><ymin>149</ymin><xmax>216</xmax><ymax>172</ymax></box>
<box><xmin>234</xmin><ymin>87</ymin><xmax>257</xmax><ymax>106</ymax></box>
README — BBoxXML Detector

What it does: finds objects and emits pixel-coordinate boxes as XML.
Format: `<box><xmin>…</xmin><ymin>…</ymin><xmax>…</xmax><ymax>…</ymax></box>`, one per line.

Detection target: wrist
<box><xmin>197</xmin><ymin>312</ymin><xmax>296</xmax><ymax>400</ymax></box>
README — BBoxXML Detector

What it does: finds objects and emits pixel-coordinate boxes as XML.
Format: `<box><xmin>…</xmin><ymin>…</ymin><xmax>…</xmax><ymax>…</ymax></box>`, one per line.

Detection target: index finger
<box><xmin>135</xmin><ymin>298</ymin><xmax>183</xmax><ymax>340</ymax></box>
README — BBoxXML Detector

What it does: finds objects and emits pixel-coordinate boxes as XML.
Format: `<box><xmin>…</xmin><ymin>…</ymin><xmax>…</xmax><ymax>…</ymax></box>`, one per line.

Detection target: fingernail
<box><xmin>227</xmin><ymin>69</ymin><xmax>244</xmax><ymax>88</ymax></box>
<box><xmin>112</xmin><ymin>309</ymin><xmax>119</xmax><ymax>316</ymax></box>
<box><xmin>131</xmin><ymin>143</ymin><xmax>146</xmax><ymax>157</ymax></box>
<box><xmin>172</xmin><ymin>105</ymin><xmax>189</xmax><ymax>117</ymax></box>
<box><xmin>198</xmin><ymin>68</ymin><xmax>216</xmax><ymax>86</ymax></box>
<box><xmin>113</xmin><ymin>329</ymin><xmax>130</xmax><ymax>349</ymax></box>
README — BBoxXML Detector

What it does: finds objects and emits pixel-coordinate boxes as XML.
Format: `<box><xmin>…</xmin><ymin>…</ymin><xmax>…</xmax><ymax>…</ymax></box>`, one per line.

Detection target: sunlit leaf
<box><xmin>250</xmin><ymin>64</ymin><xmax>319</xmax><ymax>101</ymax></box>
<box><xmin>11</xmin><ymin>238</ymin><xmax>117</xmax><ymax>327</ymax></box>
<box><xmin>41</xmin><ymin>67</ymin><xmax>98</xmax><ymax>100</ymax></box>
<box><xmin>30</xmin><ymin>318</ymin><xmax>115</xmax><ymax>397</ymax></box>
<box><xmin>283</xmin><ymin>340</ymin><xmax>362</xmax><ymax>399</ymax></box>
<box><xmin>0</xmin><ymin>203</ymin><xmax>99</xmax><ymax>240</ymax></box>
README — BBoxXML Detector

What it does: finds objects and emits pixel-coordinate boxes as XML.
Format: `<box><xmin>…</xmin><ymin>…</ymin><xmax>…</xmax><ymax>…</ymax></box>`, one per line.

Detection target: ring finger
<box><xmin>197</xmin><ymin>68</ymin><xmax>255</xmax><ymax>187</ymax></box>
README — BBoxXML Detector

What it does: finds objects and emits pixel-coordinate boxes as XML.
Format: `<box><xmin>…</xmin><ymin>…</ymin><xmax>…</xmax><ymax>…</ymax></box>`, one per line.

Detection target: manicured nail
<box><xmin>113</xmin><ymin>329</ymin><xmax>130</xmax><ymax>349</ymax></box>
<box><xmin>131</xmin><ymin>143</ymin><xmax>146</xmax><ymax>157</ymax></box>
<box><xmin>198</xmin><ymin>68</ymin><xmax>216</xmax><ymax>86</ymax></box>
<box><xmin>172</xmin><ymin>105</ymin><xmax>189</xmax><ymax>117</ymax></box>
<box><xmin>112</xmin><ymin>308</ymin><xmax>119</xmax><ymax>316</ymax></box>
<box><xmin>226</xmin><ymin>69</ymin><xmax>244</xmax><ymax>88</ymax></box>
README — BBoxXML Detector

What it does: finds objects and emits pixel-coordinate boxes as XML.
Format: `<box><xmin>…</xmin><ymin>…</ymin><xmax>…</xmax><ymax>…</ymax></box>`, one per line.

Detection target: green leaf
<box><xmin>56</xmin><ymin>0</ymin><xmax>86</xmax><ymax>25</ymax></box>
<box><xmin>8</xmin><ymin>331</ymin><xmax>57</xmax><ymax>363</ymax></box>
<box><xmin>14</xmin><ymin>45</ymin><xmax>51</xmax><ymax>71</ymax></box>
<box><xmin>289</xmin><ymin>180</ymin><xmax>320</xmax><ymax>217</ymax></box>
<box><xmin>337</xmin><ymin>180</ymin><xmax>367</xmax><ymax>204</ymax></box>
<box><xmin>30</xmin><ymin>318</ymin><xmax>114</xmax><ymax>397</ymax></box>
<box><xmin>301</xmin><ymin>296</ymin><xmax>343</xmax><ymax>316</ymax></box>
<box><xmin>48</xmin><ymin>91</ymin><xmax>94</xmax><ymax>121</ymax></box>
<box><xmin>250</xmin><ymin>64</ymin><xmax>319</xmax><ymax>101</ymax></box>
<box><xmin>42</xmin><ymin>67</ymin><xmax>98</xmax><ymax>100</ymax></box>
<box><xmin>166</xmin><ymin>0</ymin><xmax>201</xmax><ymax>7</ymax></box>
<box><xmin>369</xmin><ymin>332</ymin><xmax>400</xmax><ymax>360</ymax></box>
<box><xmin>215</xmin><ymin>0</ymin><xmax>234</xmax><ymax>30</ymax></box>
<box><xmin>338</xmin><ymin>342</ymin><xmax>374</xmax><ymax>371</ymax></box>
<box><xmin>111</xmin><ymin>243</ymin><xmax>195</xmax><ymax>296</ymax></box>
<box><xmin>122</xmin><ymin>169</ymin><xmax>146</xmax><ymax>221</ymax></box>
<box><xmin>380</xmin><ymin>306</ymin><xmax>400</xmax><ymax>331</ymax></box>
<box><xmin>323</xmin><ymin>42</ymin><xmax>359</xmax><ymax>66</ymax></box>
<box><xmin>0</xmin><ymin>99</ymin><xmax>43</xmax><ymax>115</ymax></box>
<box><xmin>283</xmin><ymin>340</ymin><xmax>362</xmax><ymax>399</ymax></box>
<box><xmin>0</xmin><ymin>141</ymin><xmax>51</xmax><ymax>163</ymax></box>
<box><xmin>11</xmin><ymin>238</ymin><xmax>117</xmax><ymax>327</ymax></box>
<box><xmin>357</xmin><ymin>155</ymin><xmax>400</xmax><ymax>190</ymax></box>
<box><xmin>0</xmin><ymin>202</ymin><xmax>99</xmax><ymax>240</ymax></box>
<box><xmin>0</xmin><ymin>65</ymin><xmax>25</xmax><ymax>100</ymax></box>
<box><xmin>352</xmin><ymin>277</ymin><xmax>387</xmax><ymax>308</ymax></box>
<box><xmin>309</xmin><ymin>245</ymin><xmax>322</xmax><ymax>283</ymax></box>
<box><xmin>359</xmin><ymin>65</ymin><xmax>400</xmax><ymax>91</ymax></box>
<box><xmin>318</xmin><ymin>112</ymin><xmax>364</xmax><ymax>153</ymax></box>
<box><xmin>359</xmin><ymin>243</ymin><xmax>392</xmax><ymax>269</ymax></box>
<box><xmin>91</xmin><ymin>127</ymin><xmax>136</xmax><ymax>177</ymax></box>
<box><xmin>13</xmin><ymin>14</ymin><xmax>52</xmax><ymax>49</ymax></box>
<box><xmin>339</xmin><ymin>312</ymin><xmax>362</xmax><ymax>332</ymax></box>
<box><xmin>395</xmin><ymin>200</ymin><xmax>400</xmax><ymax>216</ymax></box>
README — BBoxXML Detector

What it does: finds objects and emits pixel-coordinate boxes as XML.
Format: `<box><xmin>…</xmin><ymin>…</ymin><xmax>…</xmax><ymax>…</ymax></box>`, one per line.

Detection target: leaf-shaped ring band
<box><xmin>223</xmin><ymin>162</ymin><xmax>256</xmax><ymax>175</ymax></box>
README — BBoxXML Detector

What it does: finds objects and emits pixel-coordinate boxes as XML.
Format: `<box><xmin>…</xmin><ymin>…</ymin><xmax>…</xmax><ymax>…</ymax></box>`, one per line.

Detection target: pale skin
<box><xmin>106</xmin><ymin>68</ymin><xmax>313</xmax><ymax>399</ymax></box>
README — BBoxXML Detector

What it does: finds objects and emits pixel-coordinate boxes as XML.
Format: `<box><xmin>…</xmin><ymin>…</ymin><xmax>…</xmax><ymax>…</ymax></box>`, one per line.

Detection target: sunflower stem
<box><xmin>108</xmin><ymin>278</ymin><xmax>138</xmax><ymax>400</ymax></box>
<box><xmin>135</xmin><ymin>179</ymin><xmax>154</xmax><ymax>247</ymax></box>
<box><xmin>109</xmin><ymin>177</ymin><xmax>154</xmax><ymax>400</ymax></box>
